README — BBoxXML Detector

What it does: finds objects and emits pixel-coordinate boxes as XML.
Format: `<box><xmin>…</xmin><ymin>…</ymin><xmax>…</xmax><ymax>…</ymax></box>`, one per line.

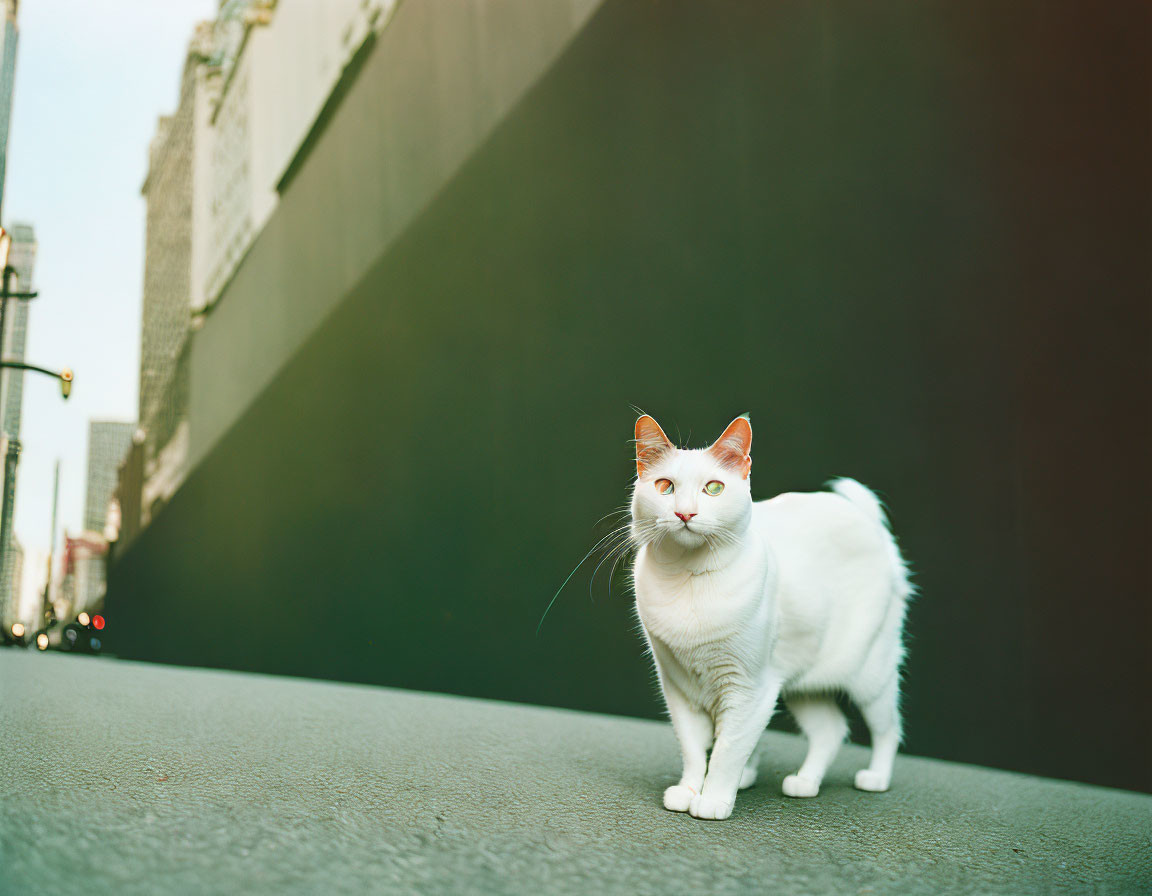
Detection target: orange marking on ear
<box><xmin>635</xmin><ymin>415</ymin><xmax>673</xmax><ymax>477</ymax></box>
<box><xmin>709</xmin><ymin>416</ymin><xmax>753</xmax><ymax>479</ymax></box>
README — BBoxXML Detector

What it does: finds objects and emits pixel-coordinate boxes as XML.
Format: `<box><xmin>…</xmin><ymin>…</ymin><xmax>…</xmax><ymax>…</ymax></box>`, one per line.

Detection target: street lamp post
<box><xmin>0</xmin><ymin>260</ymin><xmax>33</xmax><ymax>349</ymax></box>
<box><xmin>0</xmin><ymin>229</ymin><xmax>72</xmax><ymax>394</ymax></box>
<box><xmin>0</xmin><ymin>227</ymin><xmax>38</xmax><ymax>349</ymax></box>
<box><xmin>0</xmin><ymin>226</ymin><xmax>73</xmax><ymax>630</ymax></box>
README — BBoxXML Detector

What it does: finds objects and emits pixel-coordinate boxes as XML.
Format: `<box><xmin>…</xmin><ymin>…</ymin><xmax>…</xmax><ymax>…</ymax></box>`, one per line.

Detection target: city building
<box><xmin>1</xmin><ymin>221</ymin><xmax>34</xmax><ymax>437</ymax></box>
<box><xmin>84</xmin><ymin>421</ymin><xmax>133</xmax><ymax>532</ymax></box>
<box><xmin>136</xmin><ymin>24</ymin><xmax>215</xmax><ymax>529</ymax></box>
<box><xmin>0</xmin><ymin>0</ymin><xmax>30</xmax><ymax>635</ymax></box>
<box><xmin>0</xmin><ymin>221</ymin><xmax>33</xmax><ymax>620</ymax></box>
<box><xmin>0</xmin><ymin>0</ymin><xmax>19</xmax><ymax>631</ymax></box>
<box><xmin>14</xmin><ymin>540</ymin><xmax>44</xmax><ymax>627</ymax></box>
<box><xmin>112</xmin><ymin>429</ymin><xmax>144</xmax><ymax>552</ymax></box>
<box><xmin>0</xmin><ymin>0</ymin><xmax>19</xmax><ymax>219</ymax></box>
<box><xmin>69</xmin><ymin>420</ymin><xmax>133</xmax><ymax>612</ymax></box>
<box><xmin>125</xmin><ymin>0</ymin><xmax>399</xmax><ymax>540</ymax></box>
<box><xmin>57</xmin><ymin>531</ymin><xmax>106</xmax><ymax>619</ymax></box>
<box><xmin>201</xmin><ymin>0</ymin><xmax>396</xmax><ymax>307</ymax></box>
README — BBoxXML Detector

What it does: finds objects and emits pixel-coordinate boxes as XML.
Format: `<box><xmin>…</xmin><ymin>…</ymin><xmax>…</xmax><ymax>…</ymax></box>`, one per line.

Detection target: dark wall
<box><xmin>109</xmin><ymin>1</ymin><xmax>1151</xmax><ymax>791</ymax></box>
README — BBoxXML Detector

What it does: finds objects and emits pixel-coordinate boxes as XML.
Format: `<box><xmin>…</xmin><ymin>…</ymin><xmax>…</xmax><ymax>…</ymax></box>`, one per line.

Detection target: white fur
<box><xmin>631</xmin><ymin>424</ymin><xmax>911</xmax><ymax>821</ymax></box>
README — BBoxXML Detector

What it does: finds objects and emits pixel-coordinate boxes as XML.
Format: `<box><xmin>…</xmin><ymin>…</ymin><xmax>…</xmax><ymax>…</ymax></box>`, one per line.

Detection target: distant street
<box><xmin>1</xmin><ymin>652</ymin><xmax>1149</xmax><ymax>895</ymax></box>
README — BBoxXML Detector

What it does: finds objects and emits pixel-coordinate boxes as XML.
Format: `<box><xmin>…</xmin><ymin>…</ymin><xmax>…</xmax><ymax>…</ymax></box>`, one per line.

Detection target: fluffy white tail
<box><xmin>828</xmin><ymin>478</ymin><xmax>914</xmax><ymax>600</ymax></box>
<box><xmin>828</xmin><ymin>477</ymin><xmax>889</xmax><ymax>527</ymax></box>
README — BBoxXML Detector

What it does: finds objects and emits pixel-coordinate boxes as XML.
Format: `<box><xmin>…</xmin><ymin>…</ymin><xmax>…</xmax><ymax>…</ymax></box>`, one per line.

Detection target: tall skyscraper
<box><xmin>71</xmin><ymin>421</ymin><xmax>133</xmax><ymax>615</ymax></box>
<box><xmin>0</xmin><ymin>0</ymin><xmax>19</xmax><ymax>628</ymax></box>
<box><xmin>0</xmin><ymin>0</ymin><xmax>19</xmax><ymax>219</ymax></box>
<box><xmin>136</xmin><ymin>25</ymin><xmax>216</xmax><ymax>528</ymax></box>
<box><xmin>139</xmin><ymin>109</ymin><xmax>191</xmax><ymax>434</ymax></box>
<box><xmin>0</xmin><ymin>222</ymin><xmax>34</xmax><ymax>613</ymax></box>
<box><xmin>84</xmin><ymin>421</ymin><xmax>134</xmax><ymax>533</ymax></box>
<box><xmin>1</xmin><ymin>220</ymin><xmax>35</xmax><ymax>437</ymax></box>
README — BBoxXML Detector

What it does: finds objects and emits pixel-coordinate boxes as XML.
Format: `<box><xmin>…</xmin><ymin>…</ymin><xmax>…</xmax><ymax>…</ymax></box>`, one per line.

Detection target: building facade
<box><xmin>53</xmin><ymin>421</ymin><xmax>135</xmax><ymax>618</ymax></box>
<box><xmin>0</xmin><ymin>0</ymin><xmax>19</xmax><ymax>219</ymax></box>
<box><xmin>2</xmin><ymin>221</ymin><xmax>35</xmax><ymax>438</ymax></box>
<box><xmin>137</xmin><ymin>24</ymin><xmax>216</xmax><ymax>529</ymax></box>
<box><xmin>202</xmin><ymin>0</ymin><xmax>396</xmax><ymax>306</ymax></box>
<box><xmin>0</xmin><ymin>0</ymin><xmax>18</xmax><ymax>629</ymax></box>
<box><xmin>112</xmin><ymin>430</ymin><xmax>145</xmax><ymax>553</ymax></box>
<box><xmin>0</xmin><ymin>221</ymin><xmax>34</xmax><ymax>614</ymax></box>
<box><xmin>57</xmin><ymin>532</ymin><xmax>106</xmax><ymax>619</ymax></box>
<box><xmin>125</xmin><ymin>1</ymin><xmax>399</xmax><ymax>541</ymax></box>
<box><xmin>84</xmin><ymin>421</ymin><xmax>133</xmax><ymax>533</ymax></box>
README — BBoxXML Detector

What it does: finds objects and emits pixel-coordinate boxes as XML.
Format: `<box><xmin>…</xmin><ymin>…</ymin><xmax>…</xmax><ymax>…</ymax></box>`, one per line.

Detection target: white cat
<box><xmin>630</xmin><ymin>414</ymin><xmax>912</xmax><ymax>820</ymax></box>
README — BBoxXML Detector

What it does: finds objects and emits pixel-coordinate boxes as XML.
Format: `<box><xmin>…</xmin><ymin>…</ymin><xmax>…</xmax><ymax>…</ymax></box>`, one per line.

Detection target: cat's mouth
<box><xmin>670</xmin><ymin>520</ymin><xmax>707</xmax><ymax>543</ymax></box>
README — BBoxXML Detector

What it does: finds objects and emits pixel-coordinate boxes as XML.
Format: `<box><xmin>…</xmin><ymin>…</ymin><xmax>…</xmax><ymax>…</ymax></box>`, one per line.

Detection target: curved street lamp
<box><xmin>0</xmin><ymin>226</ymin><xmax>73</xmax><ymax>395</ymax></box>
<box><xmin>0</xmin><ymin>360</ymin><xmax>73</xmax><ymax>398</ymax></box>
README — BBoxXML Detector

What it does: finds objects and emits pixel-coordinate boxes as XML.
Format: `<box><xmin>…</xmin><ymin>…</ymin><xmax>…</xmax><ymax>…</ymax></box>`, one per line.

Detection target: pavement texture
<box><xmin>1</xmin><ymin>653</ymin><xmax>1149</xmax><ymax>895</ymax></box>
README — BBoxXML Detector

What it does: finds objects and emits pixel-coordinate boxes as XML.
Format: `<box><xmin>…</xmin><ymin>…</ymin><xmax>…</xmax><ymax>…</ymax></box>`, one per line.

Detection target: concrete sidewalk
<box><xmin>1</xmin><ymin>653</ymin><xmax>1148</xmax><ymax>895</ymax></box>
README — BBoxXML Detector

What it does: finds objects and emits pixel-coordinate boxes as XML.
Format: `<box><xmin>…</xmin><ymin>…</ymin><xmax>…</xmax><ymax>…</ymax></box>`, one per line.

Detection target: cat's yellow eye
<box><xmin>655</xmin><ymin>478</ymin><xmax>674</xmax><ymax>496</ymax></box>
<box><xmin>704</xmin><ymin>480</ymin><xmax>725</xmax><ymax>496</ymax></box>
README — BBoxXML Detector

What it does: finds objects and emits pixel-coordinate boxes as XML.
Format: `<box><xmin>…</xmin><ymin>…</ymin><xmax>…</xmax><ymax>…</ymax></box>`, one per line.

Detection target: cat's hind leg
<box><xmin>781</xmin><ymin>694</ymin><xmax>848</xmax><ymax>798</ymax></box>
<box><xmin>852</xmin><ymin>675</ymin><xmax>901</xmax><ymax>793</ymax></box>
<box><xmin>738</xmin><ymin>740</ymin><xmax>765</xmax><ymax>790</ymax></box>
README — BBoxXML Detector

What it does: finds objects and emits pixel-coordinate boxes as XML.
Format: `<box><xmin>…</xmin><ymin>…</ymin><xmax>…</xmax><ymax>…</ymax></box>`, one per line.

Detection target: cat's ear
<box><xmin>709</xmin><ymin>415</ymin><xmax>752</xmax><ymax>480</ymax></box>
<box><xmin>635</xmin><ymin>415</ymin><xmax>673</xmax><ymax>478</ymax></box>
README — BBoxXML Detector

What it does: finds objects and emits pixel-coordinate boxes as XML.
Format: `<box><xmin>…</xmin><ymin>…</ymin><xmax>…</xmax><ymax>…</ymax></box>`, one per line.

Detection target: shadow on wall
<box><xmin>109</xmin><ymin>0</ymin><xmax>1151</xmax><ymax>792</ymax></box>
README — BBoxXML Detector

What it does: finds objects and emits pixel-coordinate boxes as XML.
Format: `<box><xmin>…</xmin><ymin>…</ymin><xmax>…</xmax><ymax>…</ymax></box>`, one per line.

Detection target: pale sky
<box><xmin>4</xmin><ymin>0</ymin><xmax>214</xmax><ymax>572</ymax></box>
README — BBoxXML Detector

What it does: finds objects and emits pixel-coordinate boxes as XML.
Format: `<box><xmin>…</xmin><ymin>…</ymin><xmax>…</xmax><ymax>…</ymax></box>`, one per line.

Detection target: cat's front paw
<box><xmin>854</xmin><ymin>769</ymin><xmax>891</xmax><ymax>792</ymax></box>
<box><xmin>688</xmin><ymin>792</ymin><xmax>734</xmax><ymax>820</ymax></box>
<box><xmin>782</xmin><ymin>774</ymin><xmax>820</xmax><ymax>798</ymax></box>
<box><xmin>663</xmin><ymin>784</ymin><xmax>696</xmax><ymax>812</ymax></box>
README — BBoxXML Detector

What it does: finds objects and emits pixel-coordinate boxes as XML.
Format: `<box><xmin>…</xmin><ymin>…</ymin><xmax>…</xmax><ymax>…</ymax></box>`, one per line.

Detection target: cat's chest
<box><xmin>643</xmin><ymin>603</ymin><xmax>768</xmax><ymax>714</ymax></box>
<box><xmin>634</xmin><ymin>562</ymin><xmax>766</xmax><ymax>651</ymax></box>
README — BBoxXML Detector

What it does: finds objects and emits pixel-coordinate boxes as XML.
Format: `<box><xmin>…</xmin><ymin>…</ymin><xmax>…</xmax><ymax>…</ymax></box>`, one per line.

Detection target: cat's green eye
<box><xmin>704</xmin><ymin>480</ymin><xmax>725</xmax><ymax>496</ymax></box>
<box><xmin>655</xmin><ymin>478</ymin><xmax>674</xmax><ymax>496</ymax></box>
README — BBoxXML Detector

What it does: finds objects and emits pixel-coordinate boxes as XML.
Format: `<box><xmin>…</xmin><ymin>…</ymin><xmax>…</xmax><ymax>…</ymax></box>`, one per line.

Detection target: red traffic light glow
<box><xmin>92</xmin><ymin>614</ymin><xmax>105</xmax><ymax>630</ymax></box>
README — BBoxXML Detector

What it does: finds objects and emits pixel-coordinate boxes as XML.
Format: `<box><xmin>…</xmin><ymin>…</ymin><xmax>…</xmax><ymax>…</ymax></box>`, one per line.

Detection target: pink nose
<box><xmin>675</xmin><ymin>512</ymin><xmax>696</xmax><ymax>523</ymax></box>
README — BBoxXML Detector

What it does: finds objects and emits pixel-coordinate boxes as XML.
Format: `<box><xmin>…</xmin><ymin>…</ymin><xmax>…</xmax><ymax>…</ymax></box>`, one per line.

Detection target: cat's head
<box><xmin>630</xmin><ymin>414</ymin><xmax>754</xmax><ymax>550</ymax></box>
